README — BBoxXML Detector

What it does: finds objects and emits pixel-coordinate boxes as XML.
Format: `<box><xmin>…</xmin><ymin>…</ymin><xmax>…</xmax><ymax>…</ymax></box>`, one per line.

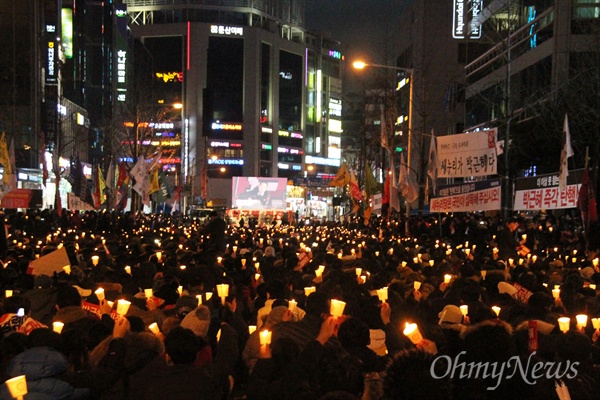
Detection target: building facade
<box><xmin>125</xmin><ymin>0</ymin><xmax>344</xmax><ymax>211</ymax></box>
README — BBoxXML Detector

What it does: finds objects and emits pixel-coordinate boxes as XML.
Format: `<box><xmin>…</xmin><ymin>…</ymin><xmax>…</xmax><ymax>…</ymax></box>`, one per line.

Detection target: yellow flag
<box><xmin>329</xmin><ymin>162</ymin><xmax>350</xmax><ymax>187</ymax></box>
<box><xmin>149</xmin><ymin>169</ymin><xmax>160</xmax><ymax>194</ymax></box>
<box><xmin>0</xmin><ymin>133</ymin><xmax>11</xmax><ymax>185</ymax></box>
<box><xmin>98</xmin><ymin>166</ymin><xmax>106</xmax><ymax>204</ymax></box>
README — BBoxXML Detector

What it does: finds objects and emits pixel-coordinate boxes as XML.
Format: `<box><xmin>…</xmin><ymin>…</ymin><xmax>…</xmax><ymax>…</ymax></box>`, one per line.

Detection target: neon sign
<box><xmin>156</xmin><ymin>72</ymin><xmax>183</xmax><ymax>83</ymax></box>
<box><xmin>210</xmin><ymin>25</ymin><xmax>243</xmax><ymax>36</ymax></box>
<box><xmin>212</xmin><ymin>122</ymin><xmax>242</xmax><ymax>130</ymax></box>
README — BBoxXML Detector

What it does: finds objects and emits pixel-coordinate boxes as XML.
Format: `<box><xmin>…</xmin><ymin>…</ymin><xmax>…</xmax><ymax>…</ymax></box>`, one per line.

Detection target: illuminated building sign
<box><xmin>328</xmin><ymin>50</ymin><xmax>342</xmax><ymax>59</ymax></box>
<box><xmin>210</xmin><ymin>141</ymin><xmax>242</xmax><ymax>148</ymax></box>
<box><xmin>212</xmin><ymin>122</ymin><xmax>242</xmax><ymax>130</ymax></box>
<box><xmin>279</xmin><ymin>71</ymin><xmax>293</xmax><ymax>80</ymax></box>
<box><xmin>115</xmin><ymin>3</ymin><xmax>128</xmax><ymax>101</ymax></box>
<box><xmin>159</xmin><ymin>157</ymin><xmax>181</xmax><ymax>164</ymax></box>
<box><xmin>61</xmin><ymin>9</ymin><xmax>73</xmax><ymax>59</ymax></box>
<box><xmin>453</xmin><ymin>0</ymin><xmax>483</xmax><ymax>39</ymax></box>
<box><xmin>261</xmin><ymin>126</ymin><xmax>272</xmax><ymax>133</ymax></box>
<box><xmin>329</xmin><ymin>98</ymin><xmax>342</xmax><ymax>117</ymax></box>
<box><xmin>292</xmin><ymin>165</ymin><xmax>302</xmax><ymax>171</ymax></box>
<box><xmin>156</xmin><ymin>72</ymin><xmax>183</xmax><ymax>83</ymax></box>
<box><xmin>46</xmin><ymin>40</ymin><xmax>57</xmax><ymax>84</ymax></box>
<box><xmin>278</xmin><ymin>147</ymin><xmax>304</xmax><ymax>154</ymax></box>
<box><xmin>528</xmin><ymin>6</ymin><xmax>537</xmax><ymax>49</ymax></box>
<box><xmin>305</xmin><ymin>155</ymin><xmax>341</xmax><ymax>167</ymax></box>
<box><xmin>208</xmin><ymin>158</ymin><xmax>244</xmax><ymax>165</ymax></box>
<box><xmin>278</xmin><ymin>163</ymin><xmax>289</xmax><ymax>169</ymax></box>
<box><xmin>262</xmin><ymin>144</ymin><xmax>272</xmax><ymax>150</ymax></box>
<box><xmin>328</xmin><ymin>119</ymin><xmax>342</xmax><ymax>133</ymax></box>
<box><xmin>210</xmin><ymin>25</ymin><xmax>243</xmax><ymax>36</ymax></box>
<box><xmin>278</xmin><ymin>131</ymin><xmax>304</xmax><ymax>139</ymax></box>
<box><xmin>149</xmin><ymin>122</ymin><xmax>175</xmax><ymax>130</ymax></box>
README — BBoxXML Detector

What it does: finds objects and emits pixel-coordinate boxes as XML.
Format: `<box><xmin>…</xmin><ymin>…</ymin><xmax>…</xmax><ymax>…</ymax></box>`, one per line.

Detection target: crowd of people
<box><xmin>0</xmin><ymin>208</ymin><xmax>599</xmax><ymax>399</ymax></box>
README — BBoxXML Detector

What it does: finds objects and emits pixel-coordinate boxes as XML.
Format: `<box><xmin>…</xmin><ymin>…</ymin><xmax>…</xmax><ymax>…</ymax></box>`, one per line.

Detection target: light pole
<box><xmin>352</xmin><ymin>61</ymin><xmax>414</xmax><ymax>171</ymax></box>
<box><xmin>353</xmin><ymin>60</ymin><xmax>414</xmax><ymax>220</ymax></box>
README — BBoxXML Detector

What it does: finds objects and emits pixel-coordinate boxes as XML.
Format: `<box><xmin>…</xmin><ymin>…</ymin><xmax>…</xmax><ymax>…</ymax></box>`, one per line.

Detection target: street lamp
<box><xmin>352</xmin><ymin>60</ymin><xmax>414</xmax><ymax>171</ymax></box>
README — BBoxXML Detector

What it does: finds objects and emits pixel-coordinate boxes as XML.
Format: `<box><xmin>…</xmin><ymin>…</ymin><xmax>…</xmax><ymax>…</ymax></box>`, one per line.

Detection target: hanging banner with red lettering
<box><xmin>513</xmin><ymin>169</ymin><xmax>583</xmax><ymax>211</ymax></box>
<box><xmin>436</xmin><ymin>129</ymin><xmax>497</xmax><ymax>178</ymax></box>
<box><xmin>430</xmin><ymin>178</ymin><xmax>502</xmax><ymax>213</ymax></box>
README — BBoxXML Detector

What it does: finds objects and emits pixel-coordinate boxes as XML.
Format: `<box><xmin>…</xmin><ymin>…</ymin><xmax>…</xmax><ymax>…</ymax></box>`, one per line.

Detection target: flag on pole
<box><xmin>382</xmin><ymin>169</ymin><xmax>390</xmax><ymax>206</ymax></box>
<box><xmin>349</xmin><ymin>170</ymin><xmax>362</xmax><ymax>203</ymax></box>
<box><xmin>427</xmin><ymin>130</ymin><xmax>438</xmax><ymax>196</ymax></box>
<box><xmin>577</xmin><ymin>166</ymin><xmax>597</xmax><ymax>233</ymax></box>
<box><xmin>0</xmin><ymin>133</ymin><xmax>12</xmax><ymax>189</ymax></box>
<box><xmin>559</xmin><ymin>114</ymin><xmax>574</xmax><ymax>190</ymax></box>
<box><xmin>329</xmin><ymin>162</ymin><xmax>350</xmax><ymax>187</ymax></box>
<box><xmin>364</xmin><ymin>162</ymin><xmax>380</xmax><ymax>200</ymax></box>
<box><xmin>389</xmin><ymin>157</ymin><xmax>401</xmax><ymax>212</ymax></box>
<box><xmin>380</xmin><ymin>105</ymin><xmax>388</xmax><ymax>150</ymax></box>
<box><xmin>149</xmin><ymin>169</ymin><xmax>160</xmax><ymax>194</ymax></box>
<box><xmin>399</xmin><ymin>152</ymin><xmax>418</xmax><ymax>203</ymax></box>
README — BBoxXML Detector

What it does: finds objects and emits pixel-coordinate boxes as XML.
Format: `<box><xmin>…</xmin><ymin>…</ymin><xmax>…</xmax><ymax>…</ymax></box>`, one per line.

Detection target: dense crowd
<box><xmin>0</xmin><ymin>208</ymin><xmax>600</xmax><ymax>399</ymax></box>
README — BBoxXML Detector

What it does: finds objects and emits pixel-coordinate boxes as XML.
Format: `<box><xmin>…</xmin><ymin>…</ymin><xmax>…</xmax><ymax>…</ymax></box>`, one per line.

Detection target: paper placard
<box><xmin>26</xmin><ymin>247</ymin><xmax>71</xmax><ymax>276</ymax></box>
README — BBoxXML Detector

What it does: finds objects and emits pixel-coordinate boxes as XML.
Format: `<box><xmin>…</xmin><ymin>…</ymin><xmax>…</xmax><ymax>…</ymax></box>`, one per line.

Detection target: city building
<box><xmin>125</xmin><ymin>0</ymin><xmax>344</xmax><ymax>214</ymax></box>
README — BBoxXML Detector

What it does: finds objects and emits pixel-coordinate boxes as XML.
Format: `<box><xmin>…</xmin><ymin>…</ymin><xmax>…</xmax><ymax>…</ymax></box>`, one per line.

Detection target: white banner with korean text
<box><xmin>430</xmin><ymin>178</ymin><xmax>502</xmax><ymax>213</ymax></box>
<box><xmin>436</xmin><ymin>129</ymin><xmax>497</xmax><ymax>178</ymax></box>
<box><xmin>513</xmin><ymin>169</ymin><xmax>583</xmax><ymax>211</ymax></box>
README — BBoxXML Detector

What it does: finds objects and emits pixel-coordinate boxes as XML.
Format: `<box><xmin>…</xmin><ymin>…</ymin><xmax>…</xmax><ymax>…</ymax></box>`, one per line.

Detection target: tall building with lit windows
<box><xmin>124</xmin><ymin>0</ymin><xmax>344</xmax><ymax>209</ymax></box>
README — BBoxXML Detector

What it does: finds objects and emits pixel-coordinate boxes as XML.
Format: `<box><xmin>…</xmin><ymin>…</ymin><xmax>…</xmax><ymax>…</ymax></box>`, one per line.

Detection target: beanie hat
<box><xmin>438</xmin><ymin>305</ymin><xmax>463</xmax><ymax>325</ymax></box>
<box><xmin>581</xmin><ymin>267</ymin><xmax>595</xmax><ymax>280</ymax></box>
<box><xmin>180</xmin><ymin>305</ymin><xmax>211</xmax><ymax>338</ymax></box>
<box><xmin>176</xmin><ymin>295</ymin><xmax>199</xmax><ymax>319</ymax></box>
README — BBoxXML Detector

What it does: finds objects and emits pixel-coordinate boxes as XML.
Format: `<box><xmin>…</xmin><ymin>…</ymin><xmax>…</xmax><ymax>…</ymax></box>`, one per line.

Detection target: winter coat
<box><xmin>4</xmin><ymin>346</ymin><xmax>87</xmax><ymax>399</ymax></box>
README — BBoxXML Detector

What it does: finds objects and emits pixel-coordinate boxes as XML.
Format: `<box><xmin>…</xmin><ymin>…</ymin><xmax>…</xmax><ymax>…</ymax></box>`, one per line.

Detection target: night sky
<box><xmin>304</xmin><ymin>0</ymin><xmax>410</xmax><ymax>62</ymax></box>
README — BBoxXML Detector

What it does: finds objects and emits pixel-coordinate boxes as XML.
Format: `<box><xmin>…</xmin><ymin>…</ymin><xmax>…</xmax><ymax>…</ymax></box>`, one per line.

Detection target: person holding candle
<box><xmin>496</xmin><ymin>217</ymin><xmax>527</xmax><ymax>261</ymax></box>
<box><xmin>128</xmin><ymin>322</ymin><xmax>239</xmax><ymax>400</ymax></box>
<box><xmin>203</xmin><ymin>211</ymin><xmax>227</xmax><ymax>254</ymax></box>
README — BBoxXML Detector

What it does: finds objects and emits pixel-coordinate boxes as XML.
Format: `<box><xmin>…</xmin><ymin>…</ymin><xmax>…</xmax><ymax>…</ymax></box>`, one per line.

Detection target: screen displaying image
<box><xmin>232</xmin><ymin>177</ymin><xmax>288</xmax><ymax>211</ymax></box>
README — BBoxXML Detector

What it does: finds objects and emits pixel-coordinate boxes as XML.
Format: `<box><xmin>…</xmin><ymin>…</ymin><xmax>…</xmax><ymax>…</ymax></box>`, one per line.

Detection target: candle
<box><xmin>156</xmin><ymin>251</ymin><xmax>162</xmax><ymax>263</ymax></box>
<box><xmin>205</xmin><ymin>292</ymin><xmax>213</xmax><ymax>301</ymax></box>
<box><xmin>413</xmin><ymin>281</ymin><xmax>422</xmax><ymax>290</ymax></box>
<box><xmin>403</xmin><ymin>323</ymin><xmax>424</xmax><ymax>345</ymax></box>
<box><xmin>460</xmin><ymin>305</ymin><xmax>469</xmax><ymax>316</ymax></box>
<box><xmin>444</xmin><ymin>274</ymin><xmax>452</xmax><ymax>284</ymax></box>
<box><xmin>481</xmin><ymin>270</ymin><xmax>487</xmax><ymax>280</ymax></box>
<box><xmin>177</xmin><ymin>286</ymin><xmax>183</xmax><ymax>296</ymax></box>
<box><xmin>52</xmin><ymin>321</ymin><xmax>64</xmax><ymax>334</ymax></box>
<box><xmin>359</xmin><ymin>275</ymin><xmax>366</xmax><ymax>284</ymax></box>
<box><xmin>5</xmin><ymin>289</ymin><xmax>12</xmax><ymax>298</ymax></box>
<box><xmin>304</xmin><ymin>286</ymin><xmax>316</xmax><ymax>296</ymax></box>
<box><xmin>330</xmin><ymin>299</ymin><xmax>346</xmax><ymax>317</ymax></box>
<box><xmin>355</xmin><ymin>267</ymin><xmax>362</xmax><ymax>276</ymax></box>
<box><xmin>492</xmin><ymin>306</ymin><xmax>501</xmax><ymax>316</ymax></box>
<box><xmin>148</xmin><ymin>322</ymin><xmax>160</xmax><ymax>335</ymax></box>
<box><xmin>249</xmin><ymin>325</ymin><xmax>257</xmax><ymax>335</ymax></box>
<box><xmin>63</xmin><ymin>265</ymin><xmax>71</xmax><ymax>275</ymax></box>
<box><xmin>375</xmin><ymin>251</ymin><xmax>379</xmax><ymax>257</ymax></box>
<box><xmin>144</xmin><ymin>289</ymin><xmax>153</xmax><ymax>298</ymax></box>
<box><xmin>217</xmin><ymin>284</ymin><xmax>229</xmax><ymax>304</ymax></box>
<box><xmin>592</xmin><ymin>318</ymin><xmax>600</xmax><ymax>330</ymax></box>
<box><xmin>558</xmin><ymin>317</ymin><xmax>570</xmax><ymax>333</ymax></box>
<box><xmin>5</xmin><ymin>375</ymin><xmax>28</xmax><ymax>398</ymax></box>
<box><xmin>91</xmin><ymin>255</ymin><xmax>99</xmax><ymax>266</ymax></box>
<box><xmin>95</xmin><ymin>288</ymin><xmax>105</xmax><ymax>301</ymax></box>
<box><xmin>116</xmin><ymin>299</ymin><xmax>131</xmax><ymax>316</ymax></box>
<box><xmin>289</xmin><ymin>299</ymin><xmax>297</xmax><ymax>312</ymax></box>
<box><xmin>241</xmin><ymin>258</ymin><xmax>247</xmax><ymax>267</ymax></box>
<box><xmin>217</xmin><ymin>257</ymin><xmax>223</xmax><ymax>264</ymax></box>
<box><xmin>576</xmin><ymin>314</ymin><xmax>588</xmax><ymax>329</ymax></box>
<box><xmin>429</xmin><ymin>260</ymin><xmax>434</xmax><ymax>267</ymax></box>
<box><xmin>255</xmin><ymin>273</ymin><xmax>261</xmax><ymax>281</ymax></box>
<box><xmin>124</xmin><ymin>266</ymin><xmax>131</xmax><ymax>275</ymax></box>
<box><xmin>590</xmin><ymin>284</ymin><xmax>597</xmax><ymax>290</ymax></box>
<box><xmin>259</xmin><ymin>330</ymin><xmax>272</xmax><ymax>346</ymax></box>
<box><xmin>552</xmin><ymin>288</ymin><xmax>560</xmax><ymax>299</ymax></box>
<box><xmin>315</xmin><ymin>265</ymin><xmax>325</xmax><ymax>278</ymax></box>
<box><xmin>196</xmin><ymin>294</ymin><xmax>203</xmax><ymax>306</ymax></box>
<box><xmin>377</xmin><ymin>287</ymin><xmax>388</xmax><ymax>302</ymax></box>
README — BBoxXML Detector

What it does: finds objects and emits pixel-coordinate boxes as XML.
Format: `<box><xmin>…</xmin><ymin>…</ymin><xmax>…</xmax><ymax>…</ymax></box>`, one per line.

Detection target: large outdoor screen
<box><xmin>232</xmin><ymin>177</ymin><xmax>288</xmax><ymax>211</ymax></box>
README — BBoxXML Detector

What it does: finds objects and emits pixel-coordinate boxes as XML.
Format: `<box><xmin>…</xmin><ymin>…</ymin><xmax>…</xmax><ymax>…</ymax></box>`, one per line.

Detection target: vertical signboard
<box><xmin>115</xmin><ymin>4</ymin><xmax>128</xmax><ymax>102</ymax></box>
<box><xmin>61</xmin><ymin>8</ymin><xmax>73</xmax><ymax>59</ymax></box>
<box><xmin>453</xmin><ymin>0</ymin><xmax>483</xmax><ymax>40</ymax></box>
